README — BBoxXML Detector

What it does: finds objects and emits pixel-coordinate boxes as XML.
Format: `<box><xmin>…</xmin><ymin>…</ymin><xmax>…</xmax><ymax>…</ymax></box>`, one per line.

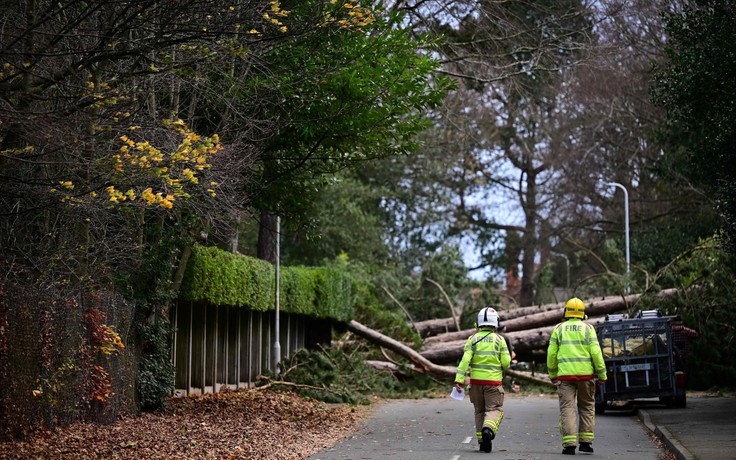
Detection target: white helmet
<box><xmin>477</xmin><ymin>307</ymin><xmax>499</xmax><ymax>328</ymax></box>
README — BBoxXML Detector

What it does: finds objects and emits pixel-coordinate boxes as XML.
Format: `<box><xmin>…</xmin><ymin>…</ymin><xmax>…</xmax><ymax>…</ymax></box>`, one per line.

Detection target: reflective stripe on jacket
<box><xmin>455</xmin><ymin>328</ymin><xmax>511</xmax><ymax>386</ymax></box>
<box><xmin>547</xmin><ymin>318</ymin><xmax>607</xmax><ymax>381</ymax></box>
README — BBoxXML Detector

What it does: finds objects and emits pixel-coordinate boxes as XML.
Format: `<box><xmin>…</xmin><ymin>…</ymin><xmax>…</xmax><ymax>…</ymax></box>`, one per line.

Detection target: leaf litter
<box><xmin>0</xmin><ymin>389</ymin><xmax>372</xmax><ymax>459</ymax></box>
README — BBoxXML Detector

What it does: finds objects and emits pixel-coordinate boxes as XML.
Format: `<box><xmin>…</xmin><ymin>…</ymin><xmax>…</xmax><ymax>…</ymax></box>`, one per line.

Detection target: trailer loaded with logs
<box><xmin>595</xmin><ymin>310</ymin><xmax>687</xmax><ymax>413</ymax></box>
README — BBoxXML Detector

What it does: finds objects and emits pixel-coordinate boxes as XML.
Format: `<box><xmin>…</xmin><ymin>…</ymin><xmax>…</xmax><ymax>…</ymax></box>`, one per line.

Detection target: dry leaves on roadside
<box><xmin>0</xmin><ymin>389</ymin><xmax>371</xmax><ymax>459</ymax></box>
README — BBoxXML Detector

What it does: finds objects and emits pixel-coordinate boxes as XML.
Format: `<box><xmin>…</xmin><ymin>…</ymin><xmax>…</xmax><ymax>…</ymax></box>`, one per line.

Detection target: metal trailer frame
<box><xmin>594</xmin><ymin>312</ymin><xmax>686</xmax><ymax>414</ymax></box>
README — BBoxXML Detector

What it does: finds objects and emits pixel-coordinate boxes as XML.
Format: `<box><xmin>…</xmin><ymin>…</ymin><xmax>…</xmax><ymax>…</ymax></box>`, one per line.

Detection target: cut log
<box><xmin>420</xmin><ymin>317</ymin><xmax>607</xmax><ymax>364</ymax></box>
<box><xmin>506</xmin><ymin>369</ymin><xmax>555</xmax><ymax>388</ymax></box>
<box><xmin>422</xmin><ymin>328</ymin><xmax>474</xmax><ymax>346</ymax></box>
<box><xmin>422</xmin><ymin>289</ymin><xmax>680</xmax><ymax>347</ymax></box>
<box><xmin>363</xmin><ymin>360</ymin><xmax>555</xmax><ymax>389</ymax></box>
<box><xmin>419</xmin><ymin>339</ymin><xmax>466</xmax><ymax>363</ymax></box>
<box><xmin>413</xmin><ymin>317</ymin><xmax>458</xmax><ymax>337</ymax></box>
<box><xmin>491</xmin><ymin>293</ymin><xmax>631</xmax><ymax>322</ymax></box>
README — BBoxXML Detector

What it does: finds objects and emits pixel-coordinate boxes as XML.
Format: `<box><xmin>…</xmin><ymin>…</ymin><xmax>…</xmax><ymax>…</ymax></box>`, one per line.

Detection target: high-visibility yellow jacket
<box><xmin>455</xmin><ymin>327</ymin><xmax>511</xmax><ymax>386</ymax></box>
<box><xmin>547</xmin><ymin>318</ymin><xmax>607</xmax><ymax>381</ymax></box>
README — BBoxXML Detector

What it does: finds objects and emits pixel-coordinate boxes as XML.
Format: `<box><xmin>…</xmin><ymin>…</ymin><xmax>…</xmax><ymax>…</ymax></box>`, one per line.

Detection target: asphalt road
<box><xmin>310</xmin><ymin>394</ymin><xmax>665</xmax><ymax>460</ymax></box>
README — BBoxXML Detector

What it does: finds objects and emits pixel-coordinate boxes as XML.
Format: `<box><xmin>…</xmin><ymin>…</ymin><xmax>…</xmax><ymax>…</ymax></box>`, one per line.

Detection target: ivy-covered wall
<box><xmin>180</xmin><ymin>245</ymin><xmax>356</xmax><ymax>322</ymax></box>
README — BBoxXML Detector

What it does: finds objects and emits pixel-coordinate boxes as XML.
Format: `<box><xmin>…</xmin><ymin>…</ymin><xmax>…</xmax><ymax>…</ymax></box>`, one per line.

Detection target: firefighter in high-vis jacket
<box><xmin>547</xmin><ymin>297</ymin><xmax>607</xmax><ymax>455</ymax></box>
<box><xmin>455</xmin><ymin>307</ymin><xmax>511</xmax><ymax>453</ymax></box>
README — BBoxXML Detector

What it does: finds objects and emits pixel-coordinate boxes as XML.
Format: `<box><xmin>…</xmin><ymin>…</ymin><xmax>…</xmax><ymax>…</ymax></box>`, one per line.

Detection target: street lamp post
<box><xmin>604</xmin><ymin>181</ymin><xmax>630</xmax><ymax>294</ymax></box>
<box><xmin>273</xmin><ymin>215</ymin><xmax>281</xmax><ymax>375</ymax></box>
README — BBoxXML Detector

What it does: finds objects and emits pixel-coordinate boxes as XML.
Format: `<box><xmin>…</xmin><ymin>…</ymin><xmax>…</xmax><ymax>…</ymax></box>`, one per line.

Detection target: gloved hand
<box><xmin>454</xmin><ymin>382</ymin><xmax>464</xmax><ymax>392</ymax></box>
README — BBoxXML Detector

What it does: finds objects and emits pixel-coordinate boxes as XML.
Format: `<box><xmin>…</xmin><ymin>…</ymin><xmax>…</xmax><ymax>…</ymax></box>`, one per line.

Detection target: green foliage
<box><xmin>280</xmin><ymin>266</ymin><xmax>317</xmax><ymax>315</ymax></box>
<box><xmin>280</xmin><ymin>173</ymin><xmax>391</xmax><ymax>266</ymax></box>
<box><xmin>263</xmin><ymin>348</ymin><xmax>444</xmax><ymax>404</ymax></box>
<box><xmin>571</xmin><ymin>239</ymin><xmax>629</xmax><ymax>299</ymax></box>
<box><xmin>326</xmin><ymin>256</ymin><xmax>418</xmax><ymax>344</ymax></box>
<box><xmin>137</xmin><ymin>321</ymin><xmax>175</xmax><ymax>411</ymax></box>
<box><xmin>653</xmin><ymin>1</ymin><xmax>736</xmax><ymax>253</ymax></box>
<box><xmin>181</xmin><ymin>244</ymin><xmax>275</xmax><ymax>310</ymax></box>
<box><xmin>534</xmin><ymin>263</ymin><xmax>556</xmax><ymax>305</ymax></box>
<box><xmin>637</xmin><ymin>237</ymin><xmax>736</xmax><ymax>390</ymax></box>
<box><xmin>247</xmin><ymin>3</ymin><xmax>451</xmax><ymax>230</ymax></box>
<box><xmin>459</xmin><ymin>308</ymin><xmax>477</xmax><ymax>330</ymax></box>
<box><xmin>180</xmin><ymin>245</ymin><xmax>356</xmax><ymax>322</ymax></box>
<box><xmin>632</xmin><ymin>210</ymin><xmax>723</xmax><ymax>275</ymax></box>
<box><xmin>405</xmin><ymin>245</ymin><xmax>495</xmax><ymax>322</ymax></box>
<box><xmin>312</xmin><ymin>266</ymin><xmax>357</xmax><ymax>321</ymax></box>
<box><xmin>458</xmin><ymin>282</ymin><xmax>502</xmax><ymax>329</ymax></box>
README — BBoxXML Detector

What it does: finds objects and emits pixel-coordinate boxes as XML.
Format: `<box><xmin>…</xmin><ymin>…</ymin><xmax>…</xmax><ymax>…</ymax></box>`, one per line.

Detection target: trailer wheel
<box><xmin>660</xmin><ymin>395</ymin><xmax>687</xmax><ymax>408</ymax></box>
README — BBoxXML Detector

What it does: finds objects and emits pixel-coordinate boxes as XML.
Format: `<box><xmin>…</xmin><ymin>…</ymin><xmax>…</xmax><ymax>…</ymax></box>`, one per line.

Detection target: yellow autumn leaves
<box><xmin>104</xmin><ymin>118</ymin><xmax>222</xmax><ymax>209</ymax></box>
<box><xmin>247</xmin><ymin>0</ymin><xmax>376</xmax><ymax>36</ymax></box>
<box><xmin>43</xmin><ymin>118</ymin><xmax>222</xmax><ymax>210</ymax></box>
<box><xmin>96</xmin><ymin>324</ymin><xmax>125</xmax><ymax>356</ymax></box>
<box><xmin>324</xmin><ymin>0</ymin><xmax>377</xmax><ymax>30</ymax></box>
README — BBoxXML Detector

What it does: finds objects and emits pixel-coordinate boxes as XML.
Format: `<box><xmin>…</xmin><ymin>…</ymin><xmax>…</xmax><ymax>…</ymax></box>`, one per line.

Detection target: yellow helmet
<box><xmin>564</xmin><ymin>297</ymin><xmax>585</xmax><ymax>319</ymax></box>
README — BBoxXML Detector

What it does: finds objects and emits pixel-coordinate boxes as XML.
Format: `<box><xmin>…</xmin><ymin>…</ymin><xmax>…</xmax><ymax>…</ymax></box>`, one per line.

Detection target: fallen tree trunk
<box><xmin>421</xmin><ymin>307</ymin><xmax>620</xmax><ymax>347</ymax></box>
<box><xmin>349</xmin><ymin>290</ymin><xmax>680</xmax><ymax>387</ymax></box>
<box><xmin>347</xmin><ymin>320</ymin><xmax>556</xmax><ymax>388</ymax></box>
<box><xmin>413</xmin><ymin>317</ymin><xmax>458</xmax><ymax>337</ymax></box>
<box><xmin>347</xmin><ymin>320</ymin><xmax>457</xmax><ymax>379</ymax></box>
<box><xmin>420</xmin><ymin>317</ymin><xmax>607</xmax><ymax>364</ymax></box>
<box><xmin>506</xmin><ymin>369</ymin><xmax>555</xmax><ymax>388</ymax></box>
<box><xmin>363</xmin><ymin>360</ymin><xmax>555</xmax><ymax>389</ymax></box>
<box><xmin>422</xmin><ymin>289</ymin><xmax>680</xmax><ymax>347</ymax></box>
<box><xmin>501</xmin><ymin>292</ymin><xmax>646</xmax><ymax>332</ymax></box>
<box><xmin>491</xmin><ymin>293</ymin><xmax>635</xmax><ymax>322</ymax></box>
<box><xmin>413</xmin><ymin>294</ymin><xmax>622</xmax><ymax>339</ymax></box>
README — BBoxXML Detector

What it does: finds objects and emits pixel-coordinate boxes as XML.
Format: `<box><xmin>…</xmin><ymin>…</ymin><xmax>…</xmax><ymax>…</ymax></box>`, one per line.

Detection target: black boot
<box><xmin>479</xmin><ymin>441</ymin><xmax>492</xmax><ymax>453</ymax></box>
<box><xmin>562</xmin><ymin>445</ymin><xmax>576</xmax><ymax>455</ymax></box>
<box><xmin>579</xmin><ymin>442</ymin><xmax>593</xmax><ymax>453</ymax></box>
<box><xmin>481</xmin><ymin>427</ymin><xmax>494</xmax><ymax>452</ymax></box>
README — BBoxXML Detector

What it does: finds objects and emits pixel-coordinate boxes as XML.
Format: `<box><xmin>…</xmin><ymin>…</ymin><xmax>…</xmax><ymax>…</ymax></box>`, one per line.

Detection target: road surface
<box><xmin>310</xmin><ymin>394</ymin><xmax>666</xmax><ymax>460</ymax></box>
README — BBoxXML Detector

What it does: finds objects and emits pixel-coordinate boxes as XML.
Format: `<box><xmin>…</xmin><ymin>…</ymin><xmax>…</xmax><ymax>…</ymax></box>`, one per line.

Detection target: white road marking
<box><xmin>450</xmin><ymin>455</ymin><xmax>460</xmax><ymax>460</ymax></box>
<box><xmin>462</xmin><ymin>436</ymin><xmax>473</xmax><ymax>444</ymax></box>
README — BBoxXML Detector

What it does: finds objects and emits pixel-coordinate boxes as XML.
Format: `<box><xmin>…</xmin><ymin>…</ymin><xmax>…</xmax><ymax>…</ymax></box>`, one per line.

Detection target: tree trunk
<box><xmin>364</xmin><ymin>359</ymin><xmax>553</xmax><ymax>388</ymax></box>
<box><xmin>421</xmin><ymin>289</ymin><xmax>680</xmax><ymax>347</ymax></box>
<box><xmin>230</xmin><ymin>213</ymin><xmax>241</xmax><ymax>253</ymax></box>
<box><xmin>502</xmin><ymin>290</ymin><xmax>677</xmax><ymax>332</ymax></box>
<box><xmin>420</xmin><ymin>318</ymin><xmax>606</xmax><ymax>364</ymax></box>
<box><xmin>419</xmin><ymin>289</ymin><xmax>680</xmax><ymax>363</ymax></box>
<box><xmin>257</xmin><ymin>211</ymin><xmax>278</xmax><ymax>263</ymax></box>
<box><xmin>419</xmin><ymin>339</ymin><xmax>466</xmax><ymax>363</ymax></box>
<box><xmin>519</xmin><ymin>169</ymin><xmax>538</xmax><ymax>307</ymax></box>
<box><xmin>346</xmin><ymin>320</ymin><xmax>457</xmax><ymax>379</ymax></box>
<box><xmin>413</xmin><ymin>317</ymin><xmax>458</xmax><ymax>337</ymax></box>
<box><xmin>348</xmin><ymin>291</ymin><xmax>680</xmax><ymax>384</ymax></box>
<box><xmin>348</xmin><ymin>320</ymin><xmax>554</xmax><ymax>388</ymax></box>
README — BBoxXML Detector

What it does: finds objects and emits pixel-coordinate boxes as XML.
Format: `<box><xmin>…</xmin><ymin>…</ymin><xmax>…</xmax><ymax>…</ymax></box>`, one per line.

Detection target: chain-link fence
<box><xmin>0</xmin><ymin>281</ymin><xmax>138</xmax><ymax>440</ymax></box>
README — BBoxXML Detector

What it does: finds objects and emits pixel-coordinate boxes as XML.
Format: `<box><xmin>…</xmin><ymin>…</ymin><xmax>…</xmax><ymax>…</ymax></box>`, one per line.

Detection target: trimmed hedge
<box><xmin>180</xmin><ymin>245</ymin><xmax>356</xmax><ymax>322</ymax></box>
